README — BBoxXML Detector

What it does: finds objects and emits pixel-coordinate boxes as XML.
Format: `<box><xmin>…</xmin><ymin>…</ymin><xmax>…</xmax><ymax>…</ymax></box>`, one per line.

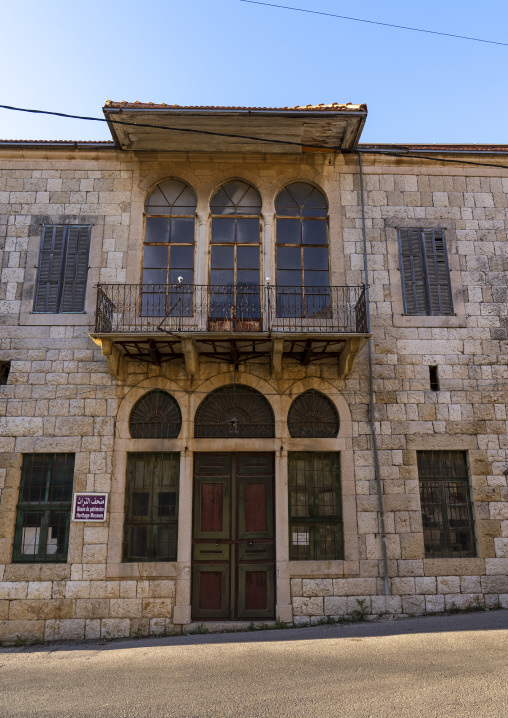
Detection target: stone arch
<box><xmin>116</xmin><ymin>377</ymin><xmax>189</xmax><ymax>440</ymax></box>
<box><xmin>129</xmin><ymin>389</ymin><xmax>182</xmax><ymax>439</ymax></box>
<box><xmin>281</xmin><ymin>377</ymin><xmax>352</xmax><ymax>441</ymax></box>
<box><xmin>287</xmin><ymin>389</ymin><xmax>339</xmax><ymax>438</ymax></box>
<box><xmin>194</xmin><ymin>383</ymin><xmax>275</xmax><ymax>438</ymax></box>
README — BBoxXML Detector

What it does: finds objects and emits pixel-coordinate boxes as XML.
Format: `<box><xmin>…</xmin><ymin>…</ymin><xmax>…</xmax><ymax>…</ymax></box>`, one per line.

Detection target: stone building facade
<box><xmin>0</xmin><ymin>102</ymin><xmax>507</xmax><ymax>643</ymax></box>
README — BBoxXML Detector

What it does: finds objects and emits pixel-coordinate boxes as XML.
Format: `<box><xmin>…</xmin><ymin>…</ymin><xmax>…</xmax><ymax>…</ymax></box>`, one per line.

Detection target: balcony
<box><xmin>91</xmin><ymin>284</ymin><xmax>370</xmax><ymax>379</ymax></box>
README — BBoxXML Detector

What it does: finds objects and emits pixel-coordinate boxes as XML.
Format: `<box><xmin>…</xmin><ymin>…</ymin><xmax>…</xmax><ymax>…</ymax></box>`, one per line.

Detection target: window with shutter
<box><xmin>33</xmin><ymin>225</ymin><xmax>91</xmax><ymax>313</ymax></box>
<box><xmin>398</xmin><ymin>228</ymin><xmax>453</xmax><ymax>316</ymax></box>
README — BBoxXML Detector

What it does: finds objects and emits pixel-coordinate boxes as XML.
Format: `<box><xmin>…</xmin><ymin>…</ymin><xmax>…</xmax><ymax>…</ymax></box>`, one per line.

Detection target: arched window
<box><xmin>275</xmin><ymin>182</ymin><xmax>329</xmax><ymax>318</ymax></box>
<box><xmin>287</xmin><ymin>390</ymin><xmax>339</xmax><ymax>438</ymax></box>
<box><xmin>142</xmin><ymin>179</ymin><xmax>197</xmax><ymax>316</ymax></box>
<box><xmin>194</xmin><ymin>384</ymin><xmax>274</xmax><ymax>438</ymax></box>
<box><xmin>209</xmin><ymin>181</ymin><xmax>262</xmax><ymax>329</ymax></box>
<box><xmin>129</xmin><ymin>390</ymin><xmax>182</xmax><ymax>438</ymax></box>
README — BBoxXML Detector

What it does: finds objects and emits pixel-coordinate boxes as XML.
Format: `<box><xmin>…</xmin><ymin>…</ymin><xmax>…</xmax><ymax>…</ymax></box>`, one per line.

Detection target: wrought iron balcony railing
<box><xmin>94</xmin><ymin>284</ymin><xmax>368</xmax><ymax>335</ymax></box>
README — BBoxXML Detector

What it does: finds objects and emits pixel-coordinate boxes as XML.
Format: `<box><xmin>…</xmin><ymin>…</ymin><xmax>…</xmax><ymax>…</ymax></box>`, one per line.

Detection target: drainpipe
<box><xmin>358</xmin><ymin>151</ymin><xmax>390</xmax><ymax>597</ymax></box>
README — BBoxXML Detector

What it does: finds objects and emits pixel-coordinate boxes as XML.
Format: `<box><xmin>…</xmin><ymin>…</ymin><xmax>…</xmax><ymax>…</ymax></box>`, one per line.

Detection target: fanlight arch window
<box><xmin>194</xmin><ymin>384</ymin><xmax>274</xmax><ymax>438</ymax></box>
<box><xmin>129</xmin><ymin>390</ymin><xmax>182</xmax><ymax>439</ymax></box>
<box><xmin>142</xmin><ymin>179</ymin><xmax>197</xmax><ymax>316</ymax></box>
<box><xmin>275</xmin><ymin>182</ymin><xmax>329</xmax><ymax>318</ymax></box>
<box><xmin>287</xmin><ymin>390</ymin><xmax>339</xmax><ymax>438</ymax></box>
<box><xmin>209</xmin><ymin>181</ymin><xmax>262</xmax><ymax>329</ymax></box>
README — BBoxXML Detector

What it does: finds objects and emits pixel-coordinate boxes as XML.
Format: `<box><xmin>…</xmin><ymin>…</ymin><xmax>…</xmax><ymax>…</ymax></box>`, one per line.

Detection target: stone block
<box><xmin>302</xmin><ymin>579</ymin><xmax>333</xmax><ymax>597</ymax></box>
<box><xmin>425</xmin><ymin>595</ymin><xmax>445</xmax><ymax>613</ymax></box>
<box><xmin>0</xmin><ymin>619</ymin><xmax>44</xmax><ymax>642</ymax></box>
<box><xmin>460</xmin><ymin>576</ymin><xmax>481</xmax><ymax>594</ymax></box>
<box><xmin>45</xmin><ymin>619</ymin><xmax>85</xmax><ymax>641</ymax></box>
<box><xmin>292</xmin><ymin>597</ymin><xmax>324</xmax><ymax>616</ymax></box>
<box><xmin>333</xmin><ymin>578</ymin><xmax>376</xmax><ymax>596</ymax></box>
<box><xmin>110</xmin><ymin>599</ymin><xmax>142</xmax><ymax>618</ymax></box>
<box><xmin>101</xmin><ymin>618</ymin><xmax>130</xmax><ymax>639</ymax></box>
<box><xmin>148</xmin><ymin>580</ymin><xmax>176</xmax><ymax>598</ymax></box>
<box><xmin>0</xmin><ymin>601</ymin><xmax>8</xmax><ymax>620</ymax></box>
<box><xmin>130</xmin><ymin>618</ymin><xmax>150</xmax><ymax>637</ymax></box>
<box><xmin>415</xmin><ymin>577</ymin><xmax>436</xmax><ymax>594</ymax></box>
<box><xmin>0</xmin><ymin>582</ymin><xmax>28</xmax><ymax>599</ymax></box>
<box><xmin>481</xmin><ymin>575</ymin><xmax>508</xmax><ymax>593</ymax></box>
<box><xmin>494</xmin><ymin>538</ymin><xmax>508</xmax><ymax>557</ymax></box>
<box><xmin>9</xmin><ymin>599</ymin><xmax>74</xmax><ymax>620</ymax></box>
<box><xmin>347</xmin><ymin>596</ymin><xmax>371</xmax><ymax>614</ymax></box>
<box><xmin>82</xmin><ymin>544</ymin><xmax>108</xmax><ymax>564</ymax></box>
<box><xmin>90</xmin><ymin>581</ymin><xmax>119</xmax><ymax>598</ymax></box>
<box><xmin>75</xmin><ymin>599</ymin><xmax>109</xmax><ymax>619</ymax></box>
<box><xmin>65</xmin><ymin>581</ymin><xmax>91</xmax><ymax>599</ymax></box>
<box><xmin>27</xmin><ymin>582</ymin><xmax>52</xmax><ymax>600</ymax></box>
<box><xmin>290</xmin><ymin>579</ymin><xmax>302</xmax><ymax>597</ymax></box>
<box><xmin>424</xmin><ymin>559</ymin><xmax>485</xmax><ymax>576</ymax></box>
<box><xmin>119</xmin><ymin>581</ymin><xmax>137</xmax><ymax>598</ymax></box>
<box><xmin>385</xmin><ymin>595</ymin><xmax>402</xmax><ymax>614</ymax></box>
<box><xmin>437</xmin><ymin>576</ymin><xmax>460</xmax><ymax>594</ymax></box>
<box><xmin>485</xmin><ymin>558</ymin><xmax>508</xmax><ymax>575</ymax></box>
<box><xmin>324</xmin><ymin>596</ymin><xmax>348</xmax><ymax>616</ymax></box>
<box><xmin>85</xmin><ymin>619</ymin><xmax>101</xmax><ymax>639</ymax></box>
<box><xmin>399</xmin><ymin>533</ymin><xmax>424</xmax><ymax>559</ymax></box>
<box><xmin>398</xmin><ymin>560</ymin><xmax>424</xmax><ymax>577</ymax></box>
<box><xmin>391</xmin><ymin>577</ymin><xmax>415</xmax><ymax>594</ymax></box>
<box><xmin>401</xmin><ymin>595</ymin><xmax>425</xmax><ymax>615</ymax></box>
<box><xmin>149</xmin><ymin>618</ymin><xmax>166</xmax><ymax>635</ymax></box>
<box><xmin>83</xmin><ymin>526</ymin><xmax>109</xmax><ymax>545</ymax></box>
<box><xmin>142</xmin><ymin>599</ymin><xmax>172</xmax><ymax>617</ymax></box>
<box><xmin>54</xmin><ymin>417</ymin><xmax>93</xmax><ymax>436</ymax></box>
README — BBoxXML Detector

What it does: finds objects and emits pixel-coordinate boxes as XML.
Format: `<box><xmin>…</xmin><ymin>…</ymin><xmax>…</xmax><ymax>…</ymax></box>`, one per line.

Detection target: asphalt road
<box><xmin>1</xmin><ymin>611</ymin><xmax>507</xmax><ymax>718</ymax></box>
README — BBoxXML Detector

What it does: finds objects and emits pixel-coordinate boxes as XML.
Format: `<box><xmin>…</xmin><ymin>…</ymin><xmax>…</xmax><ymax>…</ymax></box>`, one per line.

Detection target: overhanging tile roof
<box><xmin>104</xmin><ymin>101</ymin><xmax>367</xmax><ymax>112</ymax></box>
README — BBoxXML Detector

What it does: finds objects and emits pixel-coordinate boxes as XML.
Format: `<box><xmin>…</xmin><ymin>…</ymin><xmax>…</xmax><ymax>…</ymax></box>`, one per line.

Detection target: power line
<box><xmin>239</xmin><ymin>0</ymin><xmax>508</xmax><ymax>47</ymax></box>
<box><xmin>1</xmin><ymin>104</ymin><xmax>508</xmax><ymax>171</ymax></box>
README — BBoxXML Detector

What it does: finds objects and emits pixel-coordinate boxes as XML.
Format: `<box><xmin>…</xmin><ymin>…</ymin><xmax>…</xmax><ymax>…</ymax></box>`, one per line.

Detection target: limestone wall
<box><xmin>0</xmin><ymin>149</ymin><xmax>506</xmax><ymax>641</ymax></box>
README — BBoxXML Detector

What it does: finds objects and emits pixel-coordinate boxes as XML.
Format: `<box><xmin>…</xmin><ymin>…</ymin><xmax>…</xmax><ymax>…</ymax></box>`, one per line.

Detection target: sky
<box><xmin>1</xmin><ymin>0</ymin><xmax>507</xmax><ymax>144</ymax></box>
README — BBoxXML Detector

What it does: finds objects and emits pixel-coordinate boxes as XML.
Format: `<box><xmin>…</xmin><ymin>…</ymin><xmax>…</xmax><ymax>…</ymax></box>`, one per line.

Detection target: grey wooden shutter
<box><xmin>33</xmin><ymin>225</ymin><xmax>66</xmax><ymax>313</ymax></box>
<box><xmin>60</xmin><ymin>226</ymin><xmax>91</xmax><ymax>312</ymax></box>
<box><xmin>421</xmin><ymin>230</ymin><xmax>453</xmax><ymax>315</ymax></box>
<box><xmin>398</xmin><ymin>229</ymin><xmax>427</xmax><ymax>315</ymax></box>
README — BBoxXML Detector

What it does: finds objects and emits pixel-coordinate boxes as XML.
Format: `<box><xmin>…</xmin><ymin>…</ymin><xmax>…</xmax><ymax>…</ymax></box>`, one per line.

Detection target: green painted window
<box><xmin>418</xmin><ymin>451</ymin><xmax>475</xmax><ymax>558</ymax></box>
<box><xmin>123</xmin><ymin>453</ymin><xmax>180</xmax><ymax>562</ymax></box>
<box><xmin>13</xmin><ymin>454</ymin><xmax>74</xmax><ymax>563</ymax></box>
<box><xmin>288</xmin><ymin>452</ymin><xmax>343</xmax><ymax>560</ymax></box>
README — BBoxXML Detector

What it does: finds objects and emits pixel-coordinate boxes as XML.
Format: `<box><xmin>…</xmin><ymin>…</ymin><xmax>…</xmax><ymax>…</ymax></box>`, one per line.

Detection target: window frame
<box><xmin>417</xmin><ymin>450</ymin><xmax>476</xmax><ymax>559</ymax></box>
<box><xmin>288</xmin><ymin>452</ymin><xmax>343</xmax><ymax>561</ymax></box>
<box><xmin>123</xmin><ymin>452</ymin><xmax>180</xmax><ymax>563</ymax></box>
<box><xmin>398</xmin><ymin>228</ymin><xmax>454</xmax><ymax>316</ymax></box>
<box><xmin>13</xmin><ymin>453</ymin><xmax>75</xmax><ymax>563</ymax></box>
<box><xmin>33</xmin><ymin>224</ymin><xmax>92</xmax><ymax>314</ymax></box>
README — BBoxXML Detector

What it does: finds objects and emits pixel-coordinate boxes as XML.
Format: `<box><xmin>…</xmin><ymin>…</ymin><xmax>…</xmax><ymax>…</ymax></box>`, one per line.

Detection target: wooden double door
<box><xmin>192</xmin><ymin>453</ymin><xmax>275</xmax><ymax>620</ymax></box>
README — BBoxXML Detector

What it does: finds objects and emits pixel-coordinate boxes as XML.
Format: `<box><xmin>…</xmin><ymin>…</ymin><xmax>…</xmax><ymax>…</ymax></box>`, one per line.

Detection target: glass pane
<box><xmin>302</xmin><ymin>220</ymin><xmax>327</xmax><ymax>245</ymax></box>
<box><xmin>211</xmin><ymin>269</ymin><xmax>234</xmax><ymax>285</ymax></box>
<box><xmin>143</xmin><ymin>269</ymin><xmax>167</xmax><ymax>284</ymax></box>
<box><xmin>47</xmin><ymin>512</ymin><xmax>68</xmax><ymax>557</ymax></box>
<box><xmin>158</xmin><ymin>179</ymin><xmax>189</xmax><ymax>206</ymax></box>
<box><xmin>305</xmin><ymin>288</ymin><xmax>330</xmax><ymax>318</ymax></box>
<box><xmin>304</xmin><ymin>271</ymin><xmax>329</xmax><ymax>287</ymax></box>
<box><xmin>131</xmin><ymin>492</ymin><xmax>150</xmax><ymax>517</ymax></box>
<box><xmin>303</xmin><ymin>247</ymin><xmax>329</xmax><ymax>271</ymax></box>
<box><xmin>304</xmin><ymin>187</ymin><xmax>327</xmax><ymax>214</ymax></box>
<box><xmin>145</xmin><ymin>217</ymin><xmax>170</xmax><ymax>243</ymax></box>
<box><xmin>277</xmin><ymin>218</ymin><xmax>300</xmax><ymax>244</ymax></box>
<box><xmin>143</xmin><ymin>246</ymin><xmax>168</xmax><ymax>269</ymax></box>
<box><xmin>172</xmin><ymin>184</ymin><xmax>197</xmax><ymax>210</ymax></box>
<box><xmin>169</xmin><ymin>245</ymin><xmax>194</xmax><ymax>269</ymax></box>
<box><xmin>212</xmin><ymin>217</ymin><xmax>235</xmax><ymax>242</ymax></box>
<box><xmin>275</xmin><ymin>187</ymin><xmax>299</xmax><ymax>214</ymax></box>
<box><xmin>22</xmin><ymin>464</ymin><xmax>47</xmax><ymax>503</ymax></box>
<box><xmin>130</xmin><ymin>526</ymin><xmax>149</xmax><ymax>560</ymax></box>
<box><xmin>159</xmin><ymin>491</ymin><xmax>177</xmax><ymax>517</ymax></box>
<box><xmin>277</xmin><ymin>247</ymin><xmax>301</xmax><ymax>270</ymax></box>
<box><xmin>170</xmin><ymin>217</ymin><xmax>195</xmax><ymax>243</ymax></box>
<box><xmin>211</xmin><ymin>246</ymin><xmax>234</xmax><ymax>269</ymax></box>
<box><xmin>237</xmin><ymin>246</ymin><xmax>260</xmax><ymax>269</ymax></box>
<box><xmin>21</xmin><ymin>512</ymin><xmax>42</xmax><ymax>556</ymax></box>
<box><xmin>211</xmin><ymin>186</ymin><xmax>234</xmax><ymax>213</ymax></box>
<box><xmin>237</xmin><ymin>218</ymin><xmax>260</xmax><ymax>243</ymax></box>
<box><xmin>277</xmin><ymin>288</ymin><xmax>302</xmax><ymax>318</ymax></box>
<box><xmin>277</xmin><ymin>269</ymin><xmax>302</xmax><ymax>287</ymax></box>
<box><xmin>237</xmin><ymin>269</ymin><xmax>259</xmax><ymax>286</ymax></box>
<box><xmin>145</xmin><ymin>186</ymin><xmax>170</xmax><ymax>209</ymax></box>
<box><xmin>288</xmin><ymin>182</ymin><xmax>314</xmax><ymax>207</ymax></box>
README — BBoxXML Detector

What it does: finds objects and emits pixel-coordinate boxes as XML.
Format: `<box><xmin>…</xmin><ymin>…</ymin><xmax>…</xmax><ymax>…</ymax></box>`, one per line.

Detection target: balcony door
<box><xmin>192</xmin><ymin>453</ymin><xmax>275</xmax><ymax>621</ymax></box>
<box><xmin>209</xmin><ymin>181</ymin><xmax>262</xmax><ymax>331</ymax></box>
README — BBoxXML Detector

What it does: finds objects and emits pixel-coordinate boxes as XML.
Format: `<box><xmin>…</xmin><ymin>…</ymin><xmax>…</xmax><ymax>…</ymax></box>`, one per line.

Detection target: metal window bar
<box><xmin>123</xmin><ymin>453</ymin><xmax>180</xmax><ymax>562</ymax></box>
<box><xmin>288</xmin><ymin>452</ymin><xmax>343</xmax><ymax>561</ymax></box>
<box><xmin>417</xmin><ymin>451</ymin><xmax>475</xmax><ymax>558</ymax></box>
<box><xmin>13</xmin><ymin>453</ymin><xmax>74</xmax><ymax>563</ymax></box>
<box><xmin>95</xmin><ymin>284</ymin><xmax>368</xmax><ymax>334</ymax></box>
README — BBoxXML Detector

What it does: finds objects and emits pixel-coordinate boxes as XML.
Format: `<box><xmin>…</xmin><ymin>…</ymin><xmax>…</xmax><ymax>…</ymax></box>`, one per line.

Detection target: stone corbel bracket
<box><xmin>181</xmin><ymin>338</ymin><xmax>200</xmax><ymax>379</ymax></box>
<box><xmin>99</xmin><ymin>338</ymin><xmax>127</xmax><ymax>382</ymax></box>
<box><xmin>338</xmin><ymin>337</ymin><xmax>368</xmax><ymax>378</ymax></box>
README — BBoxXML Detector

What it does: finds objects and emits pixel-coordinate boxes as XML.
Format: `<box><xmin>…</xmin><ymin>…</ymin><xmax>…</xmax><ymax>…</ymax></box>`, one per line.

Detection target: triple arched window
<box><xmin>142</xmin><ymin>179</ymin><xmax>329</xmax><ymax>318</ymax></box>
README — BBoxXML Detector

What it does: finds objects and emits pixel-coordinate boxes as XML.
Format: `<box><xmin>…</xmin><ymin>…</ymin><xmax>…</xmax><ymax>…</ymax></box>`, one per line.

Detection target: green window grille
<box><xmin>13</xmin><ymin>454</ymin><xmax>74</xmax><ymax>563</ymax></box>
<box><xmin>417</xmin><ymin>451</ymin><xmax>476</xmax><ymax>558</ymax></box>
<box><xmin>288</xmin><ymin>452</ymin><xmax>343</xmax><ymax>560</ymax></box>
<box><xmin>398</xmin><ymin>228</ymin><xmax>453</xmax><ymax>316</ymax></box>
<box><xmin>123</xmin><ymin>453</ymin><xmax>180</xmax><ymax>562</ymax></box>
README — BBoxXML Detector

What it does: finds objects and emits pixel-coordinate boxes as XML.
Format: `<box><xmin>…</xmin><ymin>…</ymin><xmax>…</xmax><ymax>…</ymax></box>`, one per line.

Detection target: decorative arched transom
<box><xmin>194</xmin><ymin>384</ymin><xmax>275</xmax><ymax>438</ymax></box>
<box><xmin>287</xmin><ymin>389</ymin><xmax>339</xmax><ymax>438</ymax></box>
<box><xmin>129</xmin><ymin>390</ymin><xmax>182</xmax><ymax>439</ymax></box>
